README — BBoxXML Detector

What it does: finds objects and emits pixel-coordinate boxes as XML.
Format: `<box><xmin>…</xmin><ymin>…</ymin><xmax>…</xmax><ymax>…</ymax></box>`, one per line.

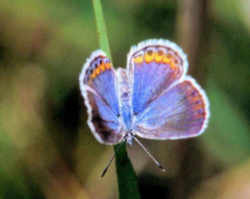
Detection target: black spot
<box><xmin>195</xmin><ymin>100</ymin><xmax>201</xmax><ymax>105</ymax></box>
<box><xmin>92</xmin><ymin>114</ymin><xmax>112</xmax><ymax>141</ymax></box>
<box><xmin>92</xmin><ymin>114</ymin><xmax>103</xmax><ymax>126</ymax></box>
<box><xmin>122</xmin><ymin>92</ymin><xmax>129</xmax><ymax>98</ymax></box>
<box><xmin>191</xmin><ymin>90</ymin><xmax>198</xmax><ymax>97</ymax></box>
<box><xmin>133</xmin><ymin>111</ymin><xmax>138</xmax><ymax>116</ymax></box>
<box><xmin>197</xmin><ymin>109</ymin><xmax>204</xmax><ymax>114</ymax></box>
<box><xmin>102</xmin><ymin>130</ymin><xmax>111</xmax><ymax>140</ymax></box>
<box><xmin>146</xmin><ymin>49</ymin><xmax>153</xmax><ymax>55</ymax></box>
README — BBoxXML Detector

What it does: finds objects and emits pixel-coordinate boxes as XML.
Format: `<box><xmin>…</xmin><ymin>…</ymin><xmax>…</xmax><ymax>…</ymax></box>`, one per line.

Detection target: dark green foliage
<box><xmin>115</xmin><ymin>143</ymin><xmax>140</xmax><ymax>199</ymax></box>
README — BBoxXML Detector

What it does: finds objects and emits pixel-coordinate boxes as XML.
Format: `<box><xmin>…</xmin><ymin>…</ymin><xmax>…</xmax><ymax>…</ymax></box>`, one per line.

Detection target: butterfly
<box><xmin>79</xmin><ymin>39</ymin><xmax>209</xmax><ymax>174</ymax></box>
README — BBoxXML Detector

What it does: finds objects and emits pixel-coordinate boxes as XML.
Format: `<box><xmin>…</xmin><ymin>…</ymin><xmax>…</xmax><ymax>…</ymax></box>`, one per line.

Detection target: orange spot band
<box><xmin>90</xmin><ymin>62</ymin><xmax>112</xmax><ymax>80</ymax></box>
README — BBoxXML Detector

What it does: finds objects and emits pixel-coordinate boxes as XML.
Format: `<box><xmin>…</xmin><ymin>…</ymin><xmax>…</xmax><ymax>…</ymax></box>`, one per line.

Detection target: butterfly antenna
<box><xmin>133</xmin><ymin>136</ymin><xmax>166</xmax><ymax>172</ymax></box>
<box><xmin>100</xmin><ymin>152</ymin><xmax>115</xmax><ymax>178</ymax></box>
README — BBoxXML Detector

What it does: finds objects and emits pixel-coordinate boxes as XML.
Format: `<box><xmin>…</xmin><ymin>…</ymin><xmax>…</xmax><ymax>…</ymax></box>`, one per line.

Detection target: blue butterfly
<box><xmin>79</xmin><ymin>39</ymin><xmax>209</xmax><ymax>174</ymax></box>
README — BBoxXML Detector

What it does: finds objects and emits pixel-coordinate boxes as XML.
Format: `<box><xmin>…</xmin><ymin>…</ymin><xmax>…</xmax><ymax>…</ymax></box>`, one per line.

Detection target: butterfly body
<box><xmin>117</xmin><ymin>68</ymin><xmax>133</xmax><ymax>133</ymax></box>
<box><xmin>79</xmin><ymin>39</ymin><xmax>209</xmax><ymax>145</ymax></box>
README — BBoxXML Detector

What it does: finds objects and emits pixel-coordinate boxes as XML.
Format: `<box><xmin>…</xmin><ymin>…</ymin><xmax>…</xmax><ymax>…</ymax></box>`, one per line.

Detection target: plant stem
<box><xmin>92</xmin><ymin>0</ymin><xmax>112</xmax><ymax>60</ymax></box>
<box><xmin>114</xmin><ymin>142</ymin><xmax>140</xmax><ymax>199</ymax></box>
<box><xmin>92</xmin><ymin>1</ymin><xmax>140</xmax><ymax>198</ymax></box>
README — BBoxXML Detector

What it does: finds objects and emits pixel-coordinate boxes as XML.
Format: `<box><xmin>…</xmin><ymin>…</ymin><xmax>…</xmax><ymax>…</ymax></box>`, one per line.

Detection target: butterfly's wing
<box><xmin>134</xmin><ymin>77</ymin><xmax>209</xmax><ymax>139</ymax></box>
<box><xmin>79</xmin><ymin>50</ymin><xmax>124</xmax><ymax>145</ymax></box>
<box><xmin>127</xmin><ymin>39</ymin><xmax>209</xmax><ymax>139</ymax></box>
<box><xmin>128</xmin><ymin>39</ymin><xmax>188</xmax><ymax>115</ymax></box>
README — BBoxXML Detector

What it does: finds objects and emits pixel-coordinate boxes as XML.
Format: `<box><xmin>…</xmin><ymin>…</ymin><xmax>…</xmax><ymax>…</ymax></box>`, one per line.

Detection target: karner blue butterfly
<box><xmin>79</xmin><ymin>39</ymin><xmax>210</xmax><ymax>174</ymax></box>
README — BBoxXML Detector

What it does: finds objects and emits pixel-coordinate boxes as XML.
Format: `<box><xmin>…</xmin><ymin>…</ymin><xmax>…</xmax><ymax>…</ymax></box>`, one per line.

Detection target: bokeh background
<box><xmin>0</xmin><ymin>0</ymin><xmax>250</xmax><ymax>198</ymax></box>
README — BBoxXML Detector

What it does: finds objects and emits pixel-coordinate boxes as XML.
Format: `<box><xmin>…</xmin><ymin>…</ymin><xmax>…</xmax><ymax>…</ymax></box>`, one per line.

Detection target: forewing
<box><xmin>127</xmin><ymin>39</ymin><xmax>188</xmax><ymax>115</ymax></box>
<box><xmin>79</xmin><ymin>50</ymin><xmax>124</xmax><ymax>145</ymax></box>
<box><xmin>134</xmin><ymin>77</ymin><xmax>210</xmax><ymax>140</ymax></box>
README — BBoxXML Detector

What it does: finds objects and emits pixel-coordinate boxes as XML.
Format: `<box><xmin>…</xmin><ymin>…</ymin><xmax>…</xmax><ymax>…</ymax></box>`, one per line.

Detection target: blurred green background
<box><xmin>0</xmin><ymin>0</ymin><xmax>250</xmax><ymax>198</ymax></box>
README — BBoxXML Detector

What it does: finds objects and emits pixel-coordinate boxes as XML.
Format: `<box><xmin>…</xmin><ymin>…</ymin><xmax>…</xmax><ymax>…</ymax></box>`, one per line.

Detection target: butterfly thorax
<box><xmin>117</xmin><ymin>68</ymin><xmax>133</xmax><ymax>132</ymax></box>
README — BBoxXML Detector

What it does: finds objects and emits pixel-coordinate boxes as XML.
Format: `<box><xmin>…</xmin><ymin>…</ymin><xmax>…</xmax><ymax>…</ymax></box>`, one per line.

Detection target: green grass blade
<box><xmin>92</xmin><ymin>0</ymin><xmax>112</xmax><ymax>60</ymax></box>
<box><xmin>91</xmin><ymin>1</ymin><xmax>140</xmax><ymax>198</ymax></box>
<box><xmin>114</xmin><ymin>142</ymin><xmax>141</xmax><ymax>199</ymax></box>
